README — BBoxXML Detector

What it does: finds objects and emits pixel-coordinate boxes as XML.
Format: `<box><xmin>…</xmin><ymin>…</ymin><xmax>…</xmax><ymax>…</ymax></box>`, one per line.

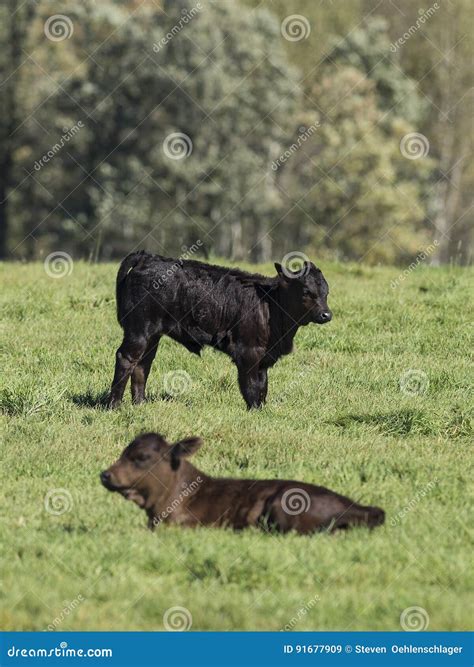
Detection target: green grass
<box><xmin>0</xmin><ymin>259</ymin><xmax>472</xmax><ymax>632</ymax></box>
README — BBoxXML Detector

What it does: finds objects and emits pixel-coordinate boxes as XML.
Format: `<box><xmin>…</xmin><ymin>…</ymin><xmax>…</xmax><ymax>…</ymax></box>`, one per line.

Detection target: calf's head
<box><xmin>100</xmin><ymin>432</ymin><xmax>202</xmax><ymax>508</ymax></box>
<box><xmin>274</xmin><ymin>260</ymin><xmax>331</xmax><ymax>325</ymax></box>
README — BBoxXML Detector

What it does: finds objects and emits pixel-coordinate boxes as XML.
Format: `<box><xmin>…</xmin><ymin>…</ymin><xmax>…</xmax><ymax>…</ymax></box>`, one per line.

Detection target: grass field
<box><xmin>0</xmin><ymin>259</ymin><xmax>472</xmax><ymax>632</ymax></box>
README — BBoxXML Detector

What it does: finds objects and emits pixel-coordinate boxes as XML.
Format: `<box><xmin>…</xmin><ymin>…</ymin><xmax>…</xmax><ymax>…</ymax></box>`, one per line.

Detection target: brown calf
<box><xmin>100</xmin><ymin>433</ymin><xmax>385</xmax><ymax>534</ymax></box>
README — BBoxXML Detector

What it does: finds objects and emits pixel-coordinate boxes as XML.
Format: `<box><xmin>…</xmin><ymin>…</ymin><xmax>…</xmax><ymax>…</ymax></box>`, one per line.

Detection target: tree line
<box><xmin>0</xmin><ymin>0</ymin><xmax>471</xmax><ymax>265</ymax></box>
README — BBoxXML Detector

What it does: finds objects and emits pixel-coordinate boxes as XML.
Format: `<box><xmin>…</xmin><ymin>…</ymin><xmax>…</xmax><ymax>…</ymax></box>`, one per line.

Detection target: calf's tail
<box><xmin>116</xmin><ymin>251</ymin><xmax>145</xmax><ymax>326</ymax></box>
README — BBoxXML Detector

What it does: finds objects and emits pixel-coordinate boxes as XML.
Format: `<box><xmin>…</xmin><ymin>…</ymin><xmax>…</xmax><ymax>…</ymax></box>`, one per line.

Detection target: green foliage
<box><xmin>325</xmin><ymin>17</ymin><xmax>426</xmax><ymax>125</ymax></box>
<box><xmin>277</xmin><ymin>67</ymin><xmax>434</xmax><ymax>263</ymax></box>
<box><xmin>1</xmin><ymin>261</ymin><xmax>472</xmax><ymax>629</ymax></box>
<box><xmin>0</xmin><ymin>0</ymin><xmax>471</xmax><ymax>263</ymax></box>
<box><xmin>13</xmin><ymin>0</ymin><xmax>298</xmax><ymax>260</ymax></box>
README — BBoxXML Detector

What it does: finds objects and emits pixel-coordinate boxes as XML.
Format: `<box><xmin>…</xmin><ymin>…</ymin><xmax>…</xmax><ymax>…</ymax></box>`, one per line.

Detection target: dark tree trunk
<box><xmin>0</xmin><ymin>1</ymin><xmax>17</xmax><ymax>259</ymax></box>
<box><xmin>0</xmin><ymin>175</ymin><xmax>9</xmax><ymax>259</ymax></box>
<box><xmin>0</xmin><ymin>0</ymin><xmax>36</xmax><ymax>259</ymax></box>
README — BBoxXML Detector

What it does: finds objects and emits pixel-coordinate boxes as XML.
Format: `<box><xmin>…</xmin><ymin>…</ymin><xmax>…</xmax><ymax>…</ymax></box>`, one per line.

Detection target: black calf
<box><xmin>108</xmin><ymin>252</ymin><xmax>331</xmax><ymax>409</ymax></box>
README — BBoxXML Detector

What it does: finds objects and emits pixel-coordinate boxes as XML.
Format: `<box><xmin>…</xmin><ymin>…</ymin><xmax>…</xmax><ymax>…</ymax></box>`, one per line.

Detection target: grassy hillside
<box><xmin>0</xmin><ymin>260</ymin><xmax>472</xmax><ymax>631</ymax></box>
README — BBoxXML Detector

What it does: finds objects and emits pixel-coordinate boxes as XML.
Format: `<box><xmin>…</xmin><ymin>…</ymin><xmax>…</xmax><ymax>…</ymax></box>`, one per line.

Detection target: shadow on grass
<box><xmin>71</xmin><ymin>390</ymin><xmax>191</xmax><ymax>408</ymax></box>
<box><xmin>153</xmin><ymin>390</ymin><xmax>194</xmax><ymax>405</ymax></box>
<box><xmin>71</xmin><ymin>390</ymin><xmax>110</xmax><ymax>409</ymax></box>
<box><xmin>331</xmin><ymin>409</ymin><xmax>435</xmax><ymax>437</ymax></box>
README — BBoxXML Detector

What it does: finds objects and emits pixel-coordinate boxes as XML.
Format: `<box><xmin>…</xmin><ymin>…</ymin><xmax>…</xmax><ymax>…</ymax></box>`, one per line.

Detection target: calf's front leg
<box><xmin>237</xmin><ymin>360</ymin><xmax>264</xmax><ymax>409</ymax></box>
<box><xmin>258</xmin><ymin>368</ymin><xmax>268</xmax><ymax>404</ymax></box>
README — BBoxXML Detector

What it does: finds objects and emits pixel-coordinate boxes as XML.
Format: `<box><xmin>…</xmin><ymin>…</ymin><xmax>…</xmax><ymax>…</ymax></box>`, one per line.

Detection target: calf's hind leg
<box><xmin>315</xmin><ymin>502</ymin><xmax>385</xmax><ymax>532</ymax></box>
<box><xmin>331</xmin><ymin>504</ymin><xmax>385</xmax><ymax>530</ymax></box>
<box><xmin>263</xmin><ymin>492</ymin><xmax>385</xmax><ymax>534</ymax></box>
<box><xmin>131</xmin><ymin>335</ymin><xmax>161</xmax><ymax>404</ymax></box>
<box><xmin>107</xmin><ymin>335</ymin><xmax>148</xmax><ymax>408</ymax></box>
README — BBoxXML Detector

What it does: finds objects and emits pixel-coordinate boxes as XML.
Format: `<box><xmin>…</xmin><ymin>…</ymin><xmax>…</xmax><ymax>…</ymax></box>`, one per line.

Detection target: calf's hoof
<box><xmin>106</xmin><ymin>396</ymin><xmax>121</xmax><ymax>410</ymax></box>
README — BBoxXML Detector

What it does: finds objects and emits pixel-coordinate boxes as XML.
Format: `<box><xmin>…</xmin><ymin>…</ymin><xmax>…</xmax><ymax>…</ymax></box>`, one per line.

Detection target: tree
<box><xmin>0</xmin><ymin>0</ymin><xmax>37</xmax><ymax>258</ymax></box>
<box><xmin>362</xmin><ymin>0</ymin><xmax>473</xmax><ymax>264</ymax></box>
<box><xmin>276</xmin><ymin>67</ymin><xmax>434</xmax><ymax>263</ymax></box>
<box><xmin>18</xmin><ymin>0</ymin><xmax>298</xmax><ymax>261</ymax></box>
<box><xmin>324</xmin><ymin>17</ymin><xmax>426</xmax><ymax>126</ymax></box>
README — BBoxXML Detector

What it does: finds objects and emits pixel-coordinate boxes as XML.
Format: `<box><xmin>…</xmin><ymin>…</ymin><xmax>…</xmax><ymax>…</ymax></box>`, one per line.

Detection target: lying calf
<box><xmin>101</xmin><ymin>433</ymin><xmax>385</xmax><ymax>533</ymax></box>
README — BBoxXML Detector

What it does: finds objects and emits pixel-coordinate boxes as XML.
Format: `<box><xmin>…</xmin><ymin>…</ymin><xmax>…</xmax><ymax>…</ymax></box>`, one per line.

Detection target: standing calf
<box><xmin>100</xmin><ymin>433</ymin><xmax>385</xmax><ymax>533</ymax></box>
<box><xmin>107</xmin><ymin>251</ymin><xmax>332</xmax><ymax>409</ymax></box>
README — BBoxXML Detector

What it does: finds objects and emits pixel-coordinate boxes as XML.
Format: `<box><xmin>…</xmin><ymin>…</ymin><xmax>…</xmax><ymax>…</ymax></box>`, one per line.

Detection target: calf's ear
<box><xmin>274</xmin><ymin>262</ymin><xmax>291</xmax><ymax>282</ymax></box>
<box><xmin>170</xmin><ymin>437</ymin><xmax>203</xmax><ymax>470</ymax></box>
